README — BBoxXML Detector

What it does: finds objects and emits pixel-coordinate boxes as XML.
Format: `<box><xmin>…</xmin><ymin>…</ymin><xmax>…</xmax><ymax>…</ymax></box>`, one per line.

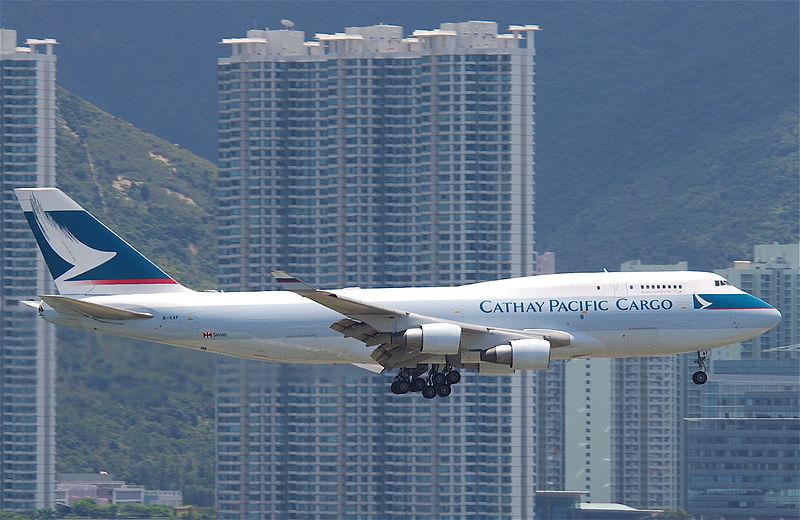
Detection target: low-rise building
<box><xmin>55</xmin><ymin>473</ymin><xmax>182</xmax><ymax>507</ymax></box>
<box><xmin>535</xmin><ymin>490</ymin><xmax>663</xmax><ymax>519</ymax></box>
<box><xmin>685</xmin><ymin>356</ymin><xmax>800</xmax><ymax>519</ymax></box>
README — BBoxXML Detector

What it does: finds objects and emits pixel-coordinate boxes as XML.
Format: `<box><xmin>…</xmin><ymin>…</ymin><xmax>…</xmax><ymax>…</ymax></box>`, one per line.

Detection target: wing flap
<box><xmin>330</xmin><ymin>318</ymin><xmax>389</xmax><ymax>346</ymax></box>
<box><xmin>40</xmin><ymin>295</ymin><xmax>153</xmax><ymax>320</ymax></box>
<box><xmin>350</xmin><ymin>363</ymin><xmax>385</xmax><ymax>374</ymax></box>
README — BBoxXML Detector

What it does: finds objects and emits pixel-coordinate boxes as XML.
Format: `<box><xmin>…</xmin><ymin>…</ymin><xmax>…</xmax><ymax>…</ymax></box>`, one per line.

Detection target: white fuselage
<box><xmin>41</xmin><ymin>271</ymin><xmax>781</xmax><ymax>369</ymax></box>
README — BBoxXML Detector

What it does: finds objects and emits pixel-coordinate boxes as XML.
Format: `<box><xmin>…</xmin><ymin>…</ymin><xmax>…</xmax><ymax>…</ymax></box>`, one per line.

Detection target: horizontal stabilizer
<box><xmin>40</xmin><ymin>295</ymin><xmax>153</xmax><ymax>320</ymax></box>
<box><xmin>20</xmin><ymin>300</ymin><xmax>41</xmax><ymax>309</ymax></box>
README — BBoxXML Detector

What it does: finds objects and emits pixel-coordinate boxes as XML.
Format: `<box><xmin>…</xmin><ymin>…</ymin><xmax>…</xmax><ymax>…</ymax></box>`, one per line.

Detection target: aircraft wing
<box><xmin>272</xmin><ymin>271</ymin><xmax>571</xmax><ymax>369</ymax></box>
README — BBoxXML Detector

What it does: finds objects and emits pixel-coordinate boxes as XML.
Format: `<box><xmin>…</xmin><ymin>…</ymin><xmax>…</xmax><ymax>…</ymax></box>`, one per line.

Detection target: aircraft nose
<box><xmin>765</xmin><ymin>307</ymin><xmax>782</xmax><ymax>330</ymax></box>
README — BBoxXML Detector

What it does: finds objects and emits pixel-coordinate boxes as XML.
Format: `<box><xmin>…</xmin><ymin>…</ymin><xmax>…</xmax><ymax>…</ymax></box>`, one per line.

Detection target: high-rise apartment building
<box><xmin>0</xmin><ymin>29</ymin><xmax>57</xmax><ymax>512</ymax></box>
<box><xmin>714</xmin><ymin>244</ymin><xmax>799</xmax><ymax>359</ymax></box>
<box><xmin>217</xmin><ymin>21</ymin><xmax>537</xmax><ymax>290</ymax></box>
<box><xmin>610</xmin><ymin>260</ymin><xmax>689</xmax><ymax>510</ymax></box>
<box><xmin>216</xmin><ymin>363</ymin><xmax>536</xmax><ymax>520</ymax></box>
<box><xmin>215</xmin><ymin>22</ymin><xmax>547</xmax><ymax>519</ymax></box>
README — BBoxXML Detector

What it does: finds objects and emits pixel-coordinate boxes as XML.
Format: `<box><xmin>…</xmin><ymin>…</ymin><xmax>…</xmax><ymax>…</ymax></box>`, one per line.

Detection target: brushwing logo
<box><xmin>694</xmin><ymin>294</ymin><xmax>713</xmax><ymax>309</ymax></box>
<box><xmin>30</xmin><ymin>197</ymin><xmax>116</xmax><ymax>283</ymax></box>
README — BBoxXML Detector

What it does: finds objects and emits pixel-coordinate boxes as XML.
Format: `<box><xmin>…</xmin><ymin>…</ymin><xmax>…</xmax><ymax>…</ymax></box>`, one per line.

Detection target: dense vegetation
<box><xmin>0</xmin><ymin>501</ymin><xmax>215</xmax><ymax>519</ymax></box>
<box><xmin>54</xmin><ymin>89</ymin><xmax>218</xmax><ymax>506</ymax></box>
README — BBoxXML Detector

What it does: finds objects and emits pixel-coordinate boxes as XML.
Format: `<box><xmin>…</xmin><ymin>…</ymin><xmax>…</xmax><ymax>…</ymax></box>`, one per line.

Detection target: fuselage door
<box><xmin>614</xmin><ymin>280</ymin><xmax>628</xmax><ymax>297</ymax></box>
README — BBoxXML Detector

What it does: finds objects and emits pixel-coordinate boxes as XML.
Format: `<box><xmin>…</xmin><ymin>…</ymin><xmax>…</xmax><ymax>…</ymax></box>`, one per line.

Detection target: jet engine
<box><xmin>391</xmin><ymin>322</ymin><xmax>461</xmax><ymax>355</ymax></box>
<box><xmin>480</xmin><ymin>337</ymin><xmax>551</xmax><ymax>370</ymax></box>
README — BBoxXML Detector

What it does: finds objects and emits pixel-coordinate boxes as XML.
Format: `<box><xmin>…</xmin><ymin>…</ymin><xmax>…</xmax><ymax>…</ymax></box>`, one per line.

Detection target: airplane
<box><xmin>15</xmin><ymin>188</ymin><xmax>782</xmax><ymax>399</ymax></box>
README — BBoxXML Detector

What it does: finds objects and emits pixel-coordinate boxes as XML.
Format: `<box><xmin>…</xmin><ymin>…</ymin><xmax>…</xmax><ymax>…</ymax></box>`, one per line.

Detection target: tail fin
<box><xmin>15</xmin><ymin>188</ymin><xmax>191</xmax><ymax>295</ymax></box>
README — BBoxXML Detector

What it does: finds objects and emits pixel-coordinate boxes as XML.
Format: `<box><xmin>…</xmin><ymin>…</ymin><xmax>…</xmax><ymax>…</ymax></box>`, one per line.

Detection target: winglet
<box><xmin>271</xmin><ymin>270</ymin><xmax>316</xmax><ymax>292</ymax></box>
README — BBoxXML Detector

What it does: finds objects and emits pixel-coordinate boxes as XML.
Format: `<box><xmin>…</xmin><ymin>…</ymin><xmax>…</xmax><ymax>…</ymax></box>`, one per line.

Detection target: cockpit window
<box><xmin>714</xmin><ymin>280</ymin><xmax>730</xmax><ymax>287</ymax></box>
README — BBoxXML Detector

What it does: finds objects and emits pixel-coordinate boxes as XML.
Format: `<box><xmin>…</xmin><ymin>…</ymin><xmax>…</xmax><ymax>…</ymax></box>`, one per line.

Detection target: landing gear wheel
<box><xmin>411</xmin><ymin>377</ymin><xmax>427</xmax><ymax>392</ymax></box>
<box><xmin>390</xmin><ymin>380</ymin><xmax>410</xmax><ymax>394</ymax></box>
<box><xmin>432</xmin><ymin>372</ymin><xmax>446</xmax><ymax>385</ymax></box>
<box><xmin>446</xmin><ymin>370</ymin><xmax>461</xmax><ymax>385</ymax></box>
<box><xmin>692</xmin><ymin>350</ymin><xmax>709</xmax><ymax>385</ymax></box>
<box><xmin>435</xmin><ymin>383</ymin><xmax>452</xmax><ymax>397</ymax></box>
<box><xmin>422</xmin><ymin>385</ymin><xmax>437</xmax><ymax>399</ymax></box>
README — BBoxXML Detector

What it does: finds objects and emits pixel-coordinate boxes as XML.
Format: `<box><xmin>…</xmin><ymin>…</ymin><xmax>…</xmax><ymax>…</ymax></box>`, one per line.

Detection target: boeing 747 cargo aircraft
<box><xmin>15</xmin><ymin>188</ymin><xmax>781</xmax><ymax>398</ymax></box>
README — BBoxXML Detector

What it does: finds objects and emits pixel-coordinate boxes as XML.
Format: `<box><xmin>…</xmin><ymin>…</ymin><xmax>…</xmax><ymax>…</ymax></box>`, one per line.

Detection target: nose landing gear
<box><xmin>692</xmin><ymin>350</ymin><xmax>709</xmax><ymax>385</ymax></box>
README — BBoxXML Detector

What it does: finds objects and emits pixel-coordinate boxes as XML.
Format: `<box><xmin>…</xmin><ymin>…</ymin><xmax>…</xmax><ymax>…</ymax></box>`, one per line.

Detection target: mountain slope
<box><xmin>55</xmin><ymin>88</ymin><xmax>218</xmax><ymax>506</ymax></box>
<box><xmin>534</xmin><ymin>3</ymin><xmax>799</xmax><ymax>271</ymax></box>
<box><xmin>56</xmin><ymin>87</ymin><xmax>217</xmax><ymax>289</ymax></box>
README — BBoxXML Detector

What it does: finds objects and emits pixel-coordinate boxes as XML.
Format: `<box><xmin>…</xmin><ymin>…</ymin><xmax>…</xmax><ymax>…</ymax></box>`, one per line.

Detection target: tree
<box><xmin>0</xmin><ymin>511</ymin><xmax>27</xmax><ymax>520</ymax></box>
<box><xmin>654</xmin><ymin>509</ymin><xmax>693</xmax><ymax>520</ymax></box>
<box><xmin>71</xmin><ymin>500</ymin><xmax>100</xmax><ymax>518</ymax></box>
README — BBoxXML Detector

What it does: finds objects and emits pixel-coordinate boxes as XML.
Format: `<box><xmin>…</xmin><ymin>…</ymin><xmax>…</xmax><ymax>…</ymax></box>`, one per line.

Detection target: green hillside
<box><xmin>56</xmin><ymin>87</ymin><xmax>217</xmax><ymax>288</ymax></box>
<box><xmin>55</xmin><ymin>88</ymin><xmax>218</xmax><ymax>506</ymax></box>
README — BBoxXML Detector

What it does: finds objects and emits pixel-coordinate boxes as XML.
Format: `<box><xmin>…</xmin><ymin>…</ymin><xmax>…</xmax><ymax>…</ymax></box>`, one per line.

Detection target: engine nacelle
<box><xmin>392</xmin><ymin>322</ymin><xmax>461</xmax><ymax>355</ymax></box>
<box><xmin>480</xmin><ymin>338</ymin><xmax>551</xmax><ymax>370</ymax></box>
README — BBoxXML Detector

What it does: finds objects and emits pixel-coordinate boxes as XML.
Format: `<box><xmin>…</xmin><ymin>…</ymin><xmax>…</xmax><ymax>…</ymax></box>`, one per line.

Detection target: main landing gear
<box><xmin>390</xmin><ymin>365</ymin><xmax>461</xmax><ymax>398</ymax></box>
<box><xmin>692</xmin><ymin>350</ymin><xmax>709</xmax><ymax>385</ymax></box>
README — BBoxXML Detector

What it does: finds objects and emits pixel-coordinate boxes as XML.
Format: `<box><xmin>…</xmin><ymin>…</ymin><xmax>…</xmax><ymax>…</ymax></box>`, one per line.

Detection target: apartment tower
<box><xmin>610</xmin><ymin>260</ymin><xmax>690</xmax><ymax>510</ymax></box>
<box><xmin>216</xmin><ymin>21</ymin><xmax>547</xmax><ymax>519</ymax></box>
<box><xmin>217</xmin><ymin>21</ymin><xmax>537</xmax><ymax>289</ymax></box>
<box><xmin>0</xmin><ymin>29</ymin><xmax>57</xmax><ymax>512</ymax></box>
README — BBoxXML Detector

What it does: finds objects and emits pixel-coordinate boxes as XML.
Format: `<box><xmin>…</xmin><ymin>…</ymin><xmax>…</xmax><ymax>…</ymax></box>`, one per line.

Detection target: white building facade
<box><xmin>0</xmin><ymin>28</ymin><xmax>57</xmax><ymax>512</ymax></box>
<box><xmin>564</xmin><ymin>357</ymin><xmax>611</xmax><ymax>502</ymax></box>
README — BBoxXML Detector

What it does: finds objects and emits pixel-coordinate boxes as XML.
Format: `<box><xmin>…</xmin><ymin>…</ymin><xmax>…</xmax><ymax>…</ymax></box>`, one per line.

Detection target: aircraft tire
<box><xmin>446</xmin><ymin>370</ymin><xmax>461</xmax><ymax>385</ymax></box>
<box><xmin>432</xmin><ymin>372</ymin><xmax>447</xmax><ymax>385</ymax></box>
<box><xmin>435</xmin><ymin>383</ymin><xmax>452</xmax><ymax>398</ymax></box>
<box><xmin>692</xmin><ymin>371</ymin><xmax>708</xmax><ymax>385</ymax></box>
<box><xmin>391</xmin><ymin>381</ymin><xmax>410</xmax><ymax>394</ymax></box>
<box><xmin>411</xmin><ymin>378</ymin><xmax>427</xmax><ymax>392</ymax></box>
<box><xmin>422</xmin><ymin>386</ymin><xmax>437</xmax><ymax>399</ymax></box>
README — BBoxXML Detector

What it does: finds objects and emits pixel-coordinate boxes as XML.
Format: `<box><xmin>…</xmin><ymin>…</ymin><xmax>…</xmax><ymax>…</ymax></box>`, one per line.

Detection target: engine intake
<box><xmin>391</xmin><ymin>322</ymin><xmax>461</xmax><ymax>355</ymax></box>
<box><xmin>480</xmin><ymin>338</ymin><xmax>551</xmax><ymax>370</ymax></box>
